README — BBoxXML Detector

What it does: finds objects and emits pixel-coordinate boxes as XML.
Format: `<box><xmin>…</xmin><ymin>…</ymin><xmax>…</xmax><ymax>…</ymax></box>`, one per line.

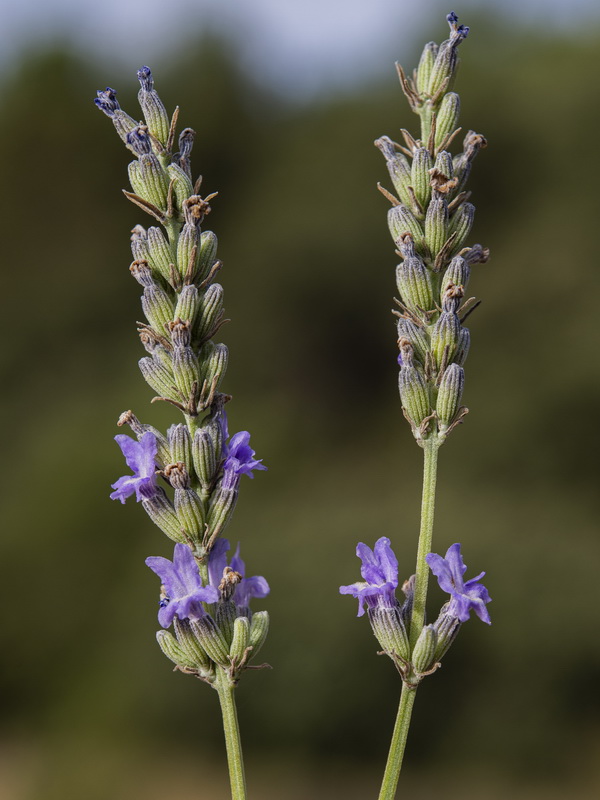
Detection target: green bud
<box><xmin>230</xmin><ymin>616</ymin><xmax>250</xmax><ymax>662</ymax></box>
<box><xmin>189</xmin><ymin>617</ymin><xmax>230</xmax><ymax>667</ymax></box>
<box><xmin>411</xmin><ymin>147</ymin><xmax>433</xmax><ymax>212</ymax></box>
<box><xmin>127</xmin><ymin>159</ymin><xmax>146</xmax><ymax>198</ymax></box>
<box><xmin>249</xmin><ymin>611</ymin><xmax>269</xmax><ymax>657</ymax></box>
<box><xmin>427</xmin><ymin>22</ymin><xmax>468</xmax><ymax>99</ymax></box>
<box><xmin>202</xmin><ymin>343</ymin><xmax>228</xmax><ymax>394</ymax></box>
<box><xmin>441</xmin><ymin>256</ymin><xmax>470</xmax><ymax>297</ymax></box>
<box><xmin>177</xmin><ymin>222</ymin><xmax>200</xmax><ymax>280</ymax></box>
<box><xmin>142</xmin><ymin>488</ymin><xmax>185</xmax><ymax>542</ymax></box>
<box><xmin>137</xmin><ymin>69</ymin><xmax>170</xmax><ymax>145</ymax></box>
<box><xmin>192</xmin><ymin>427</ymin><xmax>217</xmax><ymax>490</ymax></box>
<box><xmin>174</xmin><ymin>284</ymin><xmax>199</xmax><ymax>328</ymax></box>
<box><xmin>206</xmin><ymin>486</ymin><xmax>239</xmax><ymax>541</ymax></box>
<box><xmin>138</xmin><ymin>153</ymin><xmax>170</xmax><ymax>209</ymax></box>
<box><xmin>174</xmin><ymin>487</ymin><xmax>205</xmax><ymax>541</ymax></box>
<box><xmin>433</xmin><ymin>150</ymin><xmax>454</xmax><ymax>181</ymax></box>
<box><xmin>433</xmin><ymin>609</ymin><xmax>461</xmax><ymax>661</ymax></box>
<box><xmin>167</xmin><ymin>423</ymin><xmax>192</xmax><ymax>466</ymax></box>
<box><xmin>130</xmin><ymin>225</ymin><xmax>149</xmax><ymax>262</ymax></box>
<box><xmin>173</xmin><ymin>617</ymin><xmax>213</xmax><ymax>671</ymax></box>
<box><xmin>197</xmin><ymin>231</ymin><xmax>219</xmax><ymax>284</ymax></box>
<box><xmin>430</xmin><ymin>311</ymin><xmax>460</xmax><ymax>368</ymax></box>
<box><xmin>139</xmin><ymin>356</ymin><xmax>178</xmax><ymax>400</ymax></box>
<box><xmin>412</xmin><ymin>624</ymin><xmax>438</xmax><ymax>674</ymax></box>
<box><xmin>216</xmin><ymin>600</ymin><xmax>239</xmax><ymax>646</ymax></box>
<box><xmin>368</xmin><ymin>606</ymin><xmax>410</xmax><ymax>662</ymax></box>
<box><xmin>399</xmin><ymin>365</ymin><xmax>431</xmax><ymax>426</ymax></box>
<box><xmin>448</xmin><ymin>202</ymin><xmax>475</xmax><ymax>253</ymax></box>
<box><xmin>196</xmin><ymin>284</ymin><xmax>224</xmax><ymax>342</ymax></box>
<box><xmin>167</xmin><ymin>163</ymin><xmax>194</xmax><ymax>213</ymax></box>
<box><xmin>436</xmin><ymin>364</ymin><xmax>465</xmax><ymax>430</ymax></box>
<box><xmin>455</xmin><ymin>327</ymin><xmax>470</xmax><ymax>366</ymax></box>
<box><xmin>388</xmin><ymin>205</ymin><xmax>426</xmax><ymax>252</ymax></box>
<box><xmin>375</xmin><ymin>136</ymin><xmax>412</xmax><ymax>206</ymax></box>
<box><xmin>396</xmin><ymin>257</ymin><xmax>434</xmax><ymax>315</ymax></box>
<box><xmin>415</xmin><ymin>41</ymin><xmax>438</xmax><ymax>95</ymax></box>
<box><xmin>147</xmin><ymin>226</ymin><xmax>175</xmax><ymax>282</ymax></box>
<box><xmin>141</xmin><ymin>284</ymin><xmax>175</xmax><ymax>335</ymax></box>
<box><xmin>424</xmin><ymin>196</ymin><xmax>449</xmax><ymax>258</ymax></box>
<box><xmin>156</xmin><ymin>630</ymin><xmax>197</xmax><ymax>670</ymax></box>
<box><xmin>397</xmin><ymin>318</ymin><xmax>429</xmax><ymax>365</ymax></box>
<box><xmin>434</xmin><ymin>92</ymin><xmax>460</xmax><ymax>150</ymax></box>
<box><xmin>453</xmin><ymin>131</ymin><xmax>487</xmax><ymax>193</ymax></box>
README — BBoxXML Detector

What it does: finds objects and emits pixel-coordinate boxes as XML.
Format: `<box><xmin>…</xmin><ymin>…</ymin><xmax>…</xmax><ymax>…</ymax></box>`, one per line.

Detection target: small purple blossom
<box><xmin>220</xmin><ymin>417</ymin><xmax>267</xmax><ymax>489</ymax></box>
<box><xmin>146</xmin><ymin>543</ymin><xmax>219</xmax><ymax>628</ymax></box>
<box><xmin>426</xmin><ymin>543</ymin><xmax>491</xmax><ymax>624</ymax></box>
<box><xmin>208</xmin><ymin>538</ymin><xmax>270</xmax><ymax>608</ymax></box>
<box><xmin>339</xmin><ymin>536</ymin><xmax>399</xmax><ymax>617</ymax></box>
<box><xmin>110</xmin><ymin>431</ymin><xmax>159</xmax><ymax>504</ymax></box>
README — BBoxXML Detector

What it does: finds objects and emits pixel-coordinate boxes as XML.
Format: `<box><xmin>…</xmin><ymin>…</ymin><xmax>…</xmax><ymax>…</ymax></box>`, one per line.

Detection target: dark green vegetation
<box><xmin>1</xmin><ymin>16</ymin><xmax>600</xmax><ymax>799</ymax></box>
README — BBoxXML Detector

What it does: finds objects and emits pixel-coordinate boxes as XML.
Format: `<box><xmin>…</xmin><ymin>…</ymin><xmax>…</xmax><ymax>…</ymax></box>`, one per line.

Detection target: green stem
<box><xmin>409</xmin><ymin>437</ymin><xmax>440</xmax><ymax>647</ymax></box>
<box><xmin>377</xmin><ymin>684</ymin><xmax>417</xmax><ymax>800</ymax></box>
<box><xmin>216</xmin><ymin>670</ymin><xmax>247</xmax><ymax>800</ymax></box>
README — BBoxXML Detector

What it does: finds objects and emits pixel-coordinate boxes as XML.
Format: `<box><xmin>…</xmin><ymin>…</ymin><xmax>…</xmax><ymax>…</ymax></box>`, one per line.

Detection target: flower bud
<box><xmin>432</xmin><ymin>150</ymin><xmax>454</xmax><ymax>182</ymax></box>
<box><xmin>167</xmin><ymin>424</ymin><xmax>192</xmax><ymax>469</ymax></box>
<box><xmin>156</xmin><ymin>629</ymin><xmax>197</xmax><ymax>670</ymax></box>
<box><xmin>388</xmin><ymin>205</ymin><xmax>426</xmax><ymax>251</ymax></box>
<box><xmin>173</xmin><ymin>128</ymin><xmax>195</xmax><ymax>179</ymax></box>
<box><xmin>172</xmin><ymin>345</ymin><xmax>200</xmax><ymax>400</ymax></box>
<box><xmin>453</xmin><ymin>131</ymin><xmax>487</xmax><ymax>193</ymax></box>
<box><xmin>174</xmin><ymin>486</ymin><xmax>205</xmax><ymax>542</ymax></box>
<box><xmin>147</xmin><ymin>226</ymin><xmax>175</xmax><ymax>282</ymax></box>
<box><xmin>441</xmin><ymin>256</ymin><xmax>470</xmax><ymax>297</ymax></box>
<box><xmin>424</xmin><ymin>196</ymin><xmax>449</xmax><ymax>258</ymax></box>
<box><xmin>202</xmin><ymin>343</ymin><xmax>229</xmax><ymax>394</ymax></box>
<box><xmin>430</xmin><ymin>314</ymin><xmax>460</xmax><ymax>370</ymax></box>
<box><xmin>433</xmin><ymin>606</ymin><xmax>462</xmax><ymax>661</ymax></box>
<box><xmin>173</xmin><ymin>617</ymin><xmax>213</xmax><ymax>672</ymax></box>
<box><xmin>411</xmin><ymin>147</ymin><xmax>433</xmax><ymax>212</ymax></box>
<box><xmin>141</xmin><ymin>284</ymin><xmax>175</xmax><ymax>335</ymax></box>
<box><xmin>206</xmin><ymin>485</ymin><xmax>239</xmax><ymax>541</ymax></box>
<box><xmin>398</xmin><ymin>365</ymin><xmax>431</xmax><ymax>426</ymax></box>
<box><xmin>174</xmin><ymin>284</ymin><xmax>199</xmax><ymax>328</ymax></box>
<box><xmin>436</xmin><ymin>364</ymin><xmax>465</xmax><ymax>430</ymax></box>
<box><xmin>177</xmin><ymin>222</ymin><xmax>200</xmax><ymax>280</ymax></box>
<box><xmin>130</xmin><ymin>154</ymin><xmax>169</xmax><ymax>210</ymax></box>
<box><xmin>189</xmin><ymin>616</ymin><xmax>230</xmax><ymax>666</ymax></box>
<box><xmin>396</xmin><ymin>257</ymin><xmax>434</xmax><ymax>315</ymax></box>
<box><xmin>196</xmin><ymin>284</ymin><xmax>225</xmax><ymax>342</ymax></box>
<box><xmin>415</xmin><ymin>41</ymin><xmax>438</xmax><ymax>95</ymax></box>
<box><xmin>427</xmin><ymin>13</ymin><xmax>469</xmax><ymax>99</ymax></box>
<box><xmin>435</xmin><ymin>92</ymin><xmax>460</xmax><ymax>150</ymax></box>
<box><xmin>139</xmin><ymin>356</ymin><xmax>179</xmax><ymax>400</ymax></box>
<box><xmin>397</xmin><ymin>318</ymin><xmax>429</xmax><ymax>365</ymax></box>
<box><xmin>449</xmin><ymin>202</ymin><xmax>475</xmax><ymax>254</ymax></box>
<box><xmin>368</xmin><ymin>606</ymin><xmax>410</xmax><ymax>662</ymax></box>
<box><xmin>142</xmin><ymin>488</ymin><xmax>185</xmax><ymax>542</ymax></box>
<box><xmin>249</xmin><ymin>611</ymin><xmax>269</xmax><ymax>657</ymax></box>
<box><xmin>130</xmin><ymin>225</ymin><xmax>149</xmax><ymax>262</ymax></box>
<box><xmin>454</xmin><ymin>327</ymin><xmax>470</xmax><ymax>366</ymax></box>
<box><xmin>94</xmin><ymin>87</ymin><xmax>138</xmax><ymax>143</ymax></box>
<box><xmin>216</xmin><ymin>600</ymin><xmax>238</xmax><ymax>645</ymax></box>
<box><xmin>412</xmin><ymin>624</ymin><xmax>439</xmax><ymax>674</ymax></box>
<box><xmin>192</xmin><ymin>427</ymin><xmax>217</xmax><ymax>490</ymax></box>
<box><xmin>197</xmin><ymin>231</ymin><xmax>219</xmax><ymax>284</ymax></box>
<box><xmin>230</xmin><ymin>616</ymin><xmax>250</xmax><ymax>662</ymax></box>
<box><xmin>167</xmin><ymin>163</ymin><xmax>194</xmax><ymax>212</ymax></box>
<box><xmin>137</xmin><ymin>66</ymin><xmax>170</xmax><ymax>146</ymax></box>
<box><xmin>374</xmin><ymin>136</ymin><xmax>412</xmax><ymax>206</ymax></box>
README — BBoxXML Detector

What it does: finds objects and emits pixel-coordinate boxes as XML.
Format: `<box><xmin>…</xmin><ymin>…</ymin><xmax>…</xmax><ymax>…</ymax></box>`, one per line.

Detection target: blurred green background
<box><xmin>2</xmin><ymin>3</ymin><xmax>600</xmax><ymax>799</ymax></box>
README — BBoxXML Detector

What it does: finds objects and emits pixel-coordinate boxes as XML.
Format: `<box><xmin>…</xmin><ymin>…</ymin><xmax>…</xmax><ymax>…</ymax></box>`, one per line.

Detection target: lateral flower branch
<box><xmin>340</xmin><ymin>13</ymin><xmax>492</xmax><ymax>800</ymax></box>
<box><xmin>96</xmin><ymin>67</ymin><xmax>268</xmax><ymax>800</ymax></box>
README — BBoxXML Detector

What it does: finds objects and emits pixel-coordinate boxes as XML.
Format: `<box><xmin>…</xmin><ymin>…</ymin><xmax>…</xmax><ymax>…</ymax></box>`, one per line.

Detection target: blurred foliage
<box><xmin>1</xmin><ymin>11</ymin><xmax>600</xmax><ymax>800</ymax></box>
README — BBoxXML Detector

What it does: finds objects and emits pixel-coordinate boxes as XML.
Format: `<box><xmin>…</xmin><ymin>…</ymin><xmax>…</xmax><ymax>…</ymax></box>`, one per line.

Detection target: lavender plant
<box><xmin>340</xmin><ymin>13</ymin><xmax>492</xmax><ymax>798</ymax></box>
<box><xmin>95</xmin><ymin>68</ymin><xmax>268</xmax><ymax>800</ymax></box>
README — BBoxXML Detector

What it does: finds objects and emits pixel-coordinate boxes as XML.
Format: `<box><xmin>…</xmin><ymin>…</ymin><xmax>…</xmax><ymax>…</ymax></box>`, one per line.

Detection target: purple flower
<box><xmin>208</xmin><ymin>539</ymin><xmax>270</xmax><ymax>608</ymax></box>
<box><xmin>222</xmin><ymin>427</ymin><xmax>267</xmax><ymax>489</ymax></box>
<box><xmin>146</xmin><ymin>543</ymin><xmax>219</xmax><ymax>628</ymax></box>
<box><xmin>110</xmin><ymin>432</ymin><xmax>159</xmax><ymax>504</ymax></box>
<box><xmin>94</xmin><ymin>87</ymin><xmax>120</xmax><ymax>116</ymax></box>
<box><xmin>339</xmin><ymin>537</ymin><xmax>399</xmax><ymax>617</ymax></box>
<box><xmin>426</xmin><ymin>543</ymin><xmax>491</xmax><ymax>624</ymax></box>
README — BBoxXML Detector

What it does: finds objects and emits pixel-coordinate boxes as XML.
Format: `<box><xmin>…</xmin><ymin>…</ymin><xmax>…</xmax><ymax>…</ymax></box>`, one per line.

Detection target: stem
<box><xmin>377</xmin><ymin>684</ymin><xmax>417</xmax><ymax>800</ymax></box>
<box><xmin>215</xmin><ymin>670</ymin><xmax>247</xmax><ymax>800</ymax></box>
<box><xmin>409</xmin><ymin>437</ymin><xmax>440</xmax><ymax>647</ymax></box>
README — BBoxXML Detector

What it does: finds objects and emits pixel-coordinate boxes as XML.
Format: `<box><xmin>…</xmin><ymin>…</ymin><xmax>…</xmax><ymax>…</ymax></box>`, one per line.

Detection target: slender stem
<box><xmin>377</xmin><ymin>684</ymin><xmax>417</xmax><ymax>800</ymax></box>
<box><xmin>409</xmin><ymin>437</ymin><xmax>440</xmax><ymax>647</ymax></box>
<box><xmin>215</xmin><ymin>670</ymin><xmax>247</xmax><ymax>800</ymax></box>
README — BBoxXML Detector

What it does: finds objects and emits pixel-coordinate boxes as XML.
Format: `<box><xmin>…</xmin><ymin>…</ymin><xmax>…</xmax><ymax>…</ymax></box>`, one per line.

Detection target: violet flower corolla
<box><xmin>208</xmin><ymin>538</ymin><xmax>270</xmax><ymax>609</ymax></box>
<box><xmin>221</xmin><ymin>425</ymin><xmax>267</xmax><ymax>490</ymax></box>
<box><xmin>146</xmin><ymin>542</ymin><xmax>219</xmax><ymax>628</ymax></box>
<box><xmin>339</xmin><ymin>536</ymin><xmax>399</xmax><ymax>616</ymax></box>
<box><xmin>110</xmin><ymin>431</ymin><xmax>158</xmax><ymax>503</ymax></box>
<box><xmin>426</xmin><ymin>543</ymin><xmax>491</xmax><ymax>624</ymax></box>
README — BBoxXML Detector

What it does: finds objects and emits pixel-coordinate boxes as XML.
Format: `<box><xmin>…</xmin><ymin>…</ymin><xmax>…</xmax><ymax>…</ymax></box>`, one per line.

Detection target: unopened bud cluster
<box><xmin>375</xmin><ymin>12</ymin><xmax>489</xmax><ymax>446</ymax></box>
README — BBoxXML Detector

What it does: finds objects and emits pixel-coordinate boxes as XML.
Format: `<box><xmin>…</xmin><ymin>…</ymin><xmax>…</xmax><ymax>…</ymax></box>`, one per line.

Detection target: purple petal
<box><xmin>208</xmin><ymin>538</ymin><xmax>230</xmax><ymax>588</ymax></box>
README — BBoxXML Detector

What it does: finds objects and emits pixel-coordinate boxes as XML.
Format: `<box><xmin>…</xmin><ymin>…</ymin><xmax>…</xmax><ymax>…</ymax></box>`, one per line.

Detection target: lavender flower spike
<box><xmin>110</xmin><ymin>431</ymin><xmax>159</xmax><ymax>503</ymax></box>
<box><xmin>146</xmin><ymin>543</ymin><xmax>219</xmax><ymax>628</ymax></box>
<box><xmin>426</xmin><ymin>543</ymin><xmax>491</xmax><ymax>624</ymax></box>
<box><xmin>340</xmin><ymin>536</ymin><xmax>399</xmax><ymax>617</ymax></box>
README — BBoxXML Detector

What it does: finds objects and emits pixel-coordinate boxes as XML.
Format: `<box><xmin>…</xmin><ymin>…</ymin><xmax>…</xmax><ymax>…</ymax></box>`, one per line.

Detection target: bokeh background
<box><xmin>2</xmin><ymin>0</ymin><xmax>600</xmax><ymax>798</ymax></box>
